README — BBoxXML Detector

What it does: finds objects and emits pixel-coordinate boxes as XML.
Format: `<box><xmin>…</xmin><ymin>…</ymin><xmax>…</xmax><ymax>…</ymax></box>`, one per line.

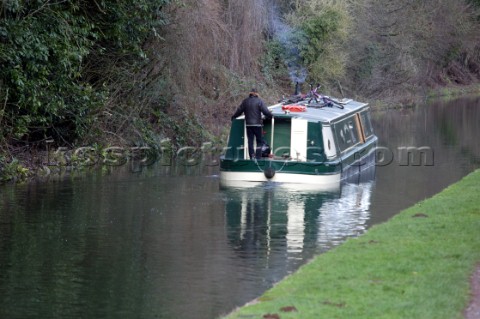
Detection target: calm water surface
<box><xmin>0</xmin><ymin>97</ymin><xmax>479</xmax><ymax>319</ymax></box>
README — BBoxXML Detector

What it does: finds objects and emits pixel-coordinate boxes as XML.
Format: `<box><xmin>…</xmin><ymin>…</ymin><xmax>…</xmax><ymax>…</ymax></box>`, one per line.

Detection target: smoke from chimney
<box><xmin>267</xmin><ymin>2</ymin><xmax>308</xmax><ymax>85</ymax></box>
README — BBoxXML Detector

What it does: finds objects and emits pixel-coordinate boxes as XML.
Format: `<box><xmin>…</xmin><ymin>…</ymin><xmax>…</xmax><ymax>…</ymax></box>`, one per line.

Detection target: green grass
<box><xmin>222</xmin><ymin>169</ymin><xmax>480</xmax><ymax>319</ymax></box>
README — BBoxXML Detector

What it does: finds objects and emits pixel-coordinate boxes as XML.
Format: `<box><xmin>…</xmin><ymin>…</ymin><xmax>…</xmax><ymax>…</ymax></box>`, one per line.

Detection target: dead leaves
<box><xmin>262</xmin><ymin>305</ymin><xmax>297</xmax><ymax>319</ymax></box>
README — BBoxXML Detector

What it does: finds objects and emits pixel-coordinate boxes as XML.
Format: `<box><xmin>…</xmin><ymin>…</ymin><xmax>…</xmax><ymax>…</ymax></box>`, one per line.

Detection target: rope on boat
<box><xmin>275</xmin><ymin>160</ymin><xmax>288</xmax><ymax>173</ymax></box>
<box><xmin>253</xmin><ymin>159</ymin><xmax>264</xmax><ymax>172</ymax></box>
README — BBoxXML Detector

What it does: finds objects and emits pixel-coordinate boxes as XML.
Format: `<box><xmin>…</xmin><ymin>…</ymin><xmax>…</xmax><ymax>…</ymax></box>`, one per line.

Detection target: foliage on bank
<box><xmin>0</xmin><ymin>0</ymin><xmax>172</xmax><ymax>145</ymax></box>
<box><xmin>223</xmin><ymin>169</ymin><xmax>480</xmax><ymax>319</ymax></box>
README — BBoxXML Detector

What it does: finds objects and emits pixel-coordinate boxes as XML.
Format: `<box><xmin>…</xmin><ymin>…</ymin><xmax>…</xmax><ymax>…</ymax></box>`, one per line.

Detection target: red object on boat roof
<box><xmin>281</xmin><ymin>104</ymin><xmax>307</xmax><ymax>112</ymax></box>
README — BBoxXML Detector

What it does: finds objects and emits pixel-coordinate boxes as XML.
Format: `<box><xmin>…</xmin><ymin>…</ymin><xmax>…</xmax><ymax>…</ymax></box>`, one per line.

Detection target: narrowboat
<box><xmin>220</xmin><ymin>94</ymin><xmax>377</xmax><ymax>188</ymax></box>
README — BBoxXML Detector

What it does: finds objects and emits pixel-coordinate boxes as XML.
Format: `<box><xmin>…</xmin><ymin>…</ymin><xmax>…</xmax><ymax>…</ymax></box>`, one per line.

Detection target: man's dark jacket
<box><xmin>231</xmin><ymin>95</ymin><xmax>272</xmax><ymax>126</ymax></box>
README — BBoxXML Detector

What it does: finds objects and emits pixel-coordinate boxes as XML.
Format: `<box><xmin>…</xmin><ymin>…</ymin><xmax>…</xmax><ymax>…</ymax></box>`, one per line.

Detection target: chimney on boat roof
<box><xmin>294</xmin><ymin>81</ymin><xmax>300</xmax><ymax>95</ymax></box>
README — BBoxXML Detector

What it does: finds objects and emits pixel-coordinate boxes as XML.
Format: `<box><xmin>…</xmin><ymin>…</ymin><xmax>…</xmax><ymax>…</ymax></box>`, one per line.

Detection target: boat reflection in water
<box><xmin>222</xmin><ymin>166</ymin><xmax>375</xmax><ymax>281</ymax></box>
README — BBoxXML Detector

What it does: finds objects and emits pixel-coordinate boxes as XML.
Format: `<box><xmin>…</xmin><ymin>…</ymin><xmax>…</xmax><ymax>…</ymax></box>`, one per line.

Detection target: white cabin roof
<box><xmin>269</xmin><ymin>98</ymin><xmax>368</xmax><ymax>123</ymax></box>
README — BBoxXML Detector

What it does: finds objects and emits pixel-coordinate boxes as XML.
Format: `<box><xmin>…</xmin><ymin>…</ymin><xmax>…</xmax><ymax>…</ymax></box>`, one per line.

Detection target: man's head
<box><xmin>249</xmin><ymin>88</ymin><xmax>259</xmax><ymax>97</ymax></box>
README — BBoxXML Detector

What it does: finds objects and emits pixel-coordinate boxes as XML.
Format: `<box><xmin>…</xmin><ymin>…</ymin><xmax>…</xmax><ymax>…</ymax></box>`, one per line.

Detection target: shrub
<box><xmin>0</xmin><ymin>0</ymin><xmax>171</xmax><ymax>144</ymax></box>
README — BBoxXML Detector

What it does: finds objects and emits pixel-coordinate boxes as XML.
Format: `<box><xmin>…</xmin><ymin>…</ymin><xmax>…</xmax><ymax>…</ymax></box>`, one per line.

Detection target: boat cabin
<box><xmin>224</xmin><ymin>99</ymin><xmax>375</xmax><ymax>163</ymax></box>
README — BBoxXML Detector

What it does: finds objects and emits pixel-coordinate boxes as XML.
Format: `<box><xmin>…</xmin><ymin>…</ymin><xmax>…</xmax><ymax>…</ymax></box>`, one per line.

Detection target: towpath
<box><xmin>465</xmin><ymin>265</ymin><xmax>480</xmax><ymax>319</ymax></box>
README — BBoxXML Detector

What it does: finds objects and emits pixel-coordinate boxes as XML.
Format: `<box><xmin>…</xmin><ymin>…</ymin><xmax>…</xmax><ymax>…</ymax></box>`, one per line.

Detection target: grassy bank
<box><xmin>367</xmin><ymin>82</ymin><xmax>480</xmax><ymax>110</ymax></box>
<box><xmin>425</xmin><ymin>82</ymin><xmax>480</xmax><ymax>100</ymax></box>
<box><xmin>222</xmin><ymin>169</ymin><xmax>480</xmax><ymax>319</ymax></box>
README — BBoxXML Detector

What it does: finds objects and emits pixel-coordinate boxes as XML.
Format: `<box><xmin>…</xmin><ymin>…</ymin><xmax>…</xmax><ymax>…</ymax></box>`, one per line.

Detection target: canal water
<box><xmin>0</xmin><ymin>97</ymin><xmax>479</xmax><ymax>319</ymax></box>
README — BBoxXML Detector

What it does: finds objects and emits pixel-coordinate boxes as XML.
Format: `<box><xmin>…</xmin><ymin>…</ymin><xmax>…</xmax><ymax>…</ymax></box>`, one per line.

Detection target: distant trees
<box><xmin>260</xmin><ymin>0</ymin><xmax>352</xmax><ymax>93</ymax></box>
<box><xmin>158</xmin><ymin>0</ymin><xmax>268</xmax><ymax>90</ymax></box>
<box><xmin>345</xmin><ymin>0</ymin><xmax>480</xmax><ymax>99</ymax></box>
<box><xmin>292</xmin><ymin>1</ymin><xmax>351</xmax><ymax>87</ymax></box>
<box><xmin>262</xmin><ymin>0</ymin><xmax>480</xmax><ymax>100</ymax></box>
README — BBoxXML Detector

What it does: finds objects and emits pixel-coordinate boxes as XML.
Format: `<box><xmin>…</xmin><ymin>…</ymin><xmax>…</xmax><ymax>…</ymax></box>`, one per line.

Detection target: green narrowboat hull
<box><xmin>220</xmin><ymin>136</ymin><xmax>377</xmax><ymax>187</ymax></box>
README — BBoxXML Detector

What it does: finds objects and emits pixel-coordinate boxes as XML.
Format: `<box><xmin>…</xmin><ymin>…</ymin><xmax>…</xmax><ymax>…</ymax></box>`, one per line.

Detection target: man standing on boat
<box><xmin>231</xmin><ymin>88</ymin><xmax>273</xmax><ymax>159</ymax></box>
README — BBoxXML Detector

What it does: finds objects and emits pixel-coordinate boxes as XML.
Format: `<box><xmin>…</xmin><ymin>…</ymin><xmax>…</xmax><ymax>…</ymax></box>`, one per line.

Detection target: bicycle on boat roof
<box><xmin>305</xmin><ymin>83</ymin><xmax>344</xmax><ymax>109</ymax></box>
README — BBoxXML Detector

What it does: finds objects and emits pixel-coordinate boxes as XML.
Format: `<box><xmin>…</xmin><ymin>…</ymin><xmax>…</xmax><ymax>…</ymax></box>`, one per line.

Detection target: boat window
<box><xmin>334</xmin><ymin>116</ymin><xmax>361</xmax><ymax>152</ymax></box>
<box><xmin>348</xmin><ymin>121</ymin><xmax>357</xmax><ymax>144</ymax></box>
<box><xmin>360</xmin><ymin>111</ymin><xmax>374</xmax><ymax>138</ymax></box>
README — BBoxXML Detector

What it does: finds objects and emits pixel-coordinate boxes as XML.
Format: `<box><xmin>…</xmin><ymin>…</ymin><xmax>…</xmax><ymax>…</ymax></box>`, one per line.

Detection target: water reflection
<box><xmin>223</xmin><ymin>166</ymin><xmax>376</xmax><ymax>278</ymax></box>
<box><xmin>369</xmin><ymin>96</ymin><xmax>480</xmax><ymax>224</ymax></box>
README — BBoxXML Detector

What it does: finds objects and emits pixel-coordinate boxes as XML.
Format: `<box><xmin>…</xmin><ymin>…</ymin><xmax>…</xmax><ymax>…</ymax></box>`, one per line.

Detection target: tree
<box><xmin>0</xmin><ymin>0</ymin><xmax>171</xmax><ymax>145</ymax></box>
<box><xmin>345</xmin><ymin>0</ymin><xmax>480</xmax><ymax>99</ymax></box>
<box><xmin>297</xmin><ymin>3</ymin><xmax>350</xmax><ymax>86</ymax></box>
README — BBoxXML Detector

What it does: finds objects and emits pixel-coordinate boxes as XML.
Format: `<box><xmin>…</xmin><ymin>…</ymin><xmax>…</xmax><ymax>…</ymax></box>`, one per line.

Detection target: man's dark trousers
<box><xmin>246</xmin><ymin>126</ymin><xmax>263</xmax><ymax>159</ymax></box>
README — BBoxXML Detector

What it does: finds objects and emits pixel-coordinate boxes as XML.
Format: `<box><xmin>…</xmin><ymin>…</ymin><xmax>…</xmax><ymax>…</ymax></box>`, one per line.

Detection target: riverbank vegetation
<box><xmin>1</xmin><ymin>0</ymin><xmax>480</xmax><ymax>181</ymax></box>
<box><xmin>222</xmin><ymin>169</ymin><xmax>480</xmax><ymax>319</ymax></box>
